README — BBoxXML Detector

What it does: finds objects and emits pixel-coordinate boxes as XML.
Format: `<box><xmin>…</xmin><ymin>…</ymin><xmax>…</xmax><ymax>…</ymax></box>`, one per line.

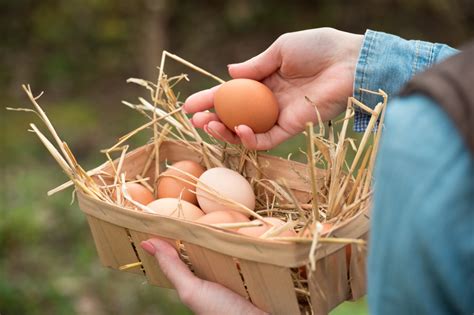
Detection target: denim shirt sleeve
<box><xmin>353</xmin><ymin>29</ymin><xmax>458</xmax><ymax>131</ymax></box>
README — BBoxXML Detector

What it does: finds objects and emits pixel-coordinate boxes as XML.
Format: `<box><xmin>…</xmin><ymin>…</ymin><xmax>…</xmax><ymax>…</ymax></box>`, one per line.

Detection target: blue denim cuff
<box><xmin>352</xmin><ymin>29</ymin><xmax>454</xmax><ymax>132</ymax></box>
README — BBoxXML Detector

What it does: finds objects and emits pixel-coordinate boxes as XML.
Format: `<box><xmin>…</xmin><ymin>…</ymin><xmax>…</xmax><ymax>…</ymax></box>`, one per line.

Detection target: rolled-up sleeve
<box><xmin>353</xmin><ymin>30</ymin><xmax>458</xmax><ymax>131</ymax></box>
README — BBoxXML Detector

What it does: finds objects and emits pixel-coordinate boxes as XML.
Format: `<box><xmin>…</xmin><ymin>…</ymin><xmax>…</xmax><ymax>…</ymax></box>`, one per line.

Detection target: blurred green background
<box><xmin>1</xmin><ymin>1</ymin><xmax>473</xmax><ymax>314</ymax></box>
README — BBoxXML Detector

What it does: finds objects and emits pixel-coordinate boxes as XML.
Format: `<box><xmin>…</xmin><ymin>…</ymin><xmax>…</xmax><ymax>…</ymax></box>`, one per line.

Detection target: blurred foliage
<box><xmin>1</xmin><ymin>0</ymin><xmax>473</xmax><ymax>314</ymax></box>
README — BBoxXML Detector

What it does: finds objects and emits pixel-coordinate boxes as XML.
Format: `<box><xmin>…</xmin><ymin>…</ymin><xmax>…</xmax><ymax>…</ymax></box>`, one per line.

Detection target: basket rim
<box><xmin>78</xmin><ymin>191</ymin><xmax>368</xmax><ymax>267</ymax></box>
<box><xmin>77</xmin><ymin>141</ymin><xmax>369</xmax><ymax>267</ymax></box>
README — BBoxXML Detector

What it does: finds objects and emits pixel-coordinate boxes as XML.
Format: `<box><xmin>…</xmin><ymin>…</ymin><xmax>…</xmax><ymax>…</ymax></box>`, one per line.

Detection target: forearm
<box><xmin>353</xmin><ymin>29</ymin><xmax>458</xmax><ymax>131</ymax></box>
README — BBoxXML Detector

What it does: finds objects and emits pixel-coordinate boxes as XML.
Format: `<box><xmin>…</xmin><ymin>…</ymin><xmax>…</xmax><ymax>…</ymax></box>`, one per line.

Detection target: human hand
<box><xmin>140</xmin><ymin>238</ymin><xmax>268</xmax><ymax>315</ymax></box>
<box><xmin>184</xmin><ymin>28</ymin><xmax>363</xmax><ymax>150</ymax></box>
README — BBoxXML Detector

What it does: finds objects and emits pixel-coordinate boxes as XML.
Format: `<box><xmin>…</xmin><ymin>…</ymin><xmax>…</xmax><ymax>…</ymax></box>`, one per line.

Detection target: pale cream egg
<box><xmin>196</xmin><ymin>167</ymin><xmax>255</xmax><ymax>214</ymax></box>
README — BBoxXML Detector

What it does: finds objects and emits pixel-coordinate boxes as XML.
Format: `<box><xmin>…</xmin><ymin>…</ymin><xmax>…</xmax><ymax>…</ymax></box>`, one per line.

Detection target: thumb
<box><xmin>228</xmin><ymin>42</ymin><xmax>281</xmax><ymax>81</ymax></box>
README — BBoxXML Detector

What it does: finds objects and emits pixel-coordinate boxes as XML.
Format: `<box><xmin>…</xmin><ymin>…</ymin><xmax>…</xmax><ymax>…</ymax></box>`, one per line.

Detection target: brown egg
<box><xmin>195</xmin><ymin>210</ymin><xmax>250</xmax><ymax>229</ymax></box>
<box><xmin>237</xmin><ymin>217</ymin><xmax>296</xmax><ymax>238</ymax></box>
<box><xmin>119</xmin><ymin>182</ymin><xmax>154</xmax><ymax>207</ymax></box>
<box><xmin>157</xmin><ymin>160</ymin><xmax>205</xmax><ymax>205</ymax></box>
<box><xmin>147</xmin><ymin>198</ymin><xmax>204</xmax><ymax>220</ymax></box>
<box><xmin>214</xmin><ymin>79</ymin><xmax>279</xmax><ymax>133</ymax></box>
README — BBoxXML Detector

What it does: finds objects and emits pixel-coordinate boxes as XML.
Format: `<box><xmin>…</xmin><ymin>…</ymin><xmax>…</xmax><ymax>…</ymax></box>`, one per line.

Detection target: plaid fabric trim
<box><xmin>354</xmin><ymin>110</ymin><xmax>372</xmax><ymax>132</ymax></box>
<box><xmin>354</xmin><ymin>110</ymin><xmax>379</xmax><ymax>132</ymax></box>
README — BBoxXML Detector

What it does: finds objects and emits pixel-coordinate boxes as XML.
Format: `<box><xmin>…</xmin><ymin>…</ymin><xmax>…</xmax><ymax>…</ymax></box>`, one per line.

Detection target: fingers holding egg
<box><xmin>183</xmin><ymin>85</ymin><xmax>220</xmax><ymax>114</ymax></box>
<box><xmin>186</xmin><ymin>78</ymin><xmax>281</xmax><ymax>149</ymax></box>
<box><xmin>205</xmin><ymin>121</ymin><xmax>241</xmax><ymax>144</ymax></box>
<box><xmin>214</xmin><ymin>79</ymin><xmax>279</xmax><ymax>134</ymax></box>
<box><xmin>190</xmin><ymin>111</ymin><xmax>220</xmax><ymax>129</ymax></box>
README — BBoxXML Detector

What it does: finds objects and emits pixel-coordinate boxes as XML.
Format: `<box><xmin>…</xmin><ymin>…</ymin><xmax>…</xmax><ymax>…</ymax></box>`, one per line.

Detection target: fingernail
<box><xmin>206</xmin><ymin>124</ymin><xmax>217</xmax><ymax>135</ymax></box>
<box><xmin>204</xmin><ymin>124</ymin><xmax>210</xmax><ymax>134</ymax></box>
<box><xmin>189</xmin><ymin>117</ymin><xmax>194</xmax><ymax>125</ymax></box>
<box><xmin>182</xmin><ymin>106</ymin><xmax>188</xmax><ymax>114</ymax></box>
<box><xmin>234</xmin><ymin>126</ymin><xmax>241</xmax><ymax>136</ymax></box>
<box><xmin>140</xmin><ymin>240</ymin><xmax>156</xmax><ymax>255</ymax></box>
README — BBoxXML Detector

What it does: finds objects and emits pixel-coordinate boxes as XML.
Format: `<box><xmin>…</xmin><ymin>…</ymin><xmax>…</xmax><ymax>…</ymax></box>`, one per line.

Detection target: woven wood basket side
<box><xmin>77</xmin><ymin>141</ymin><xmax>370</xmax><ymax>315</ymax></box>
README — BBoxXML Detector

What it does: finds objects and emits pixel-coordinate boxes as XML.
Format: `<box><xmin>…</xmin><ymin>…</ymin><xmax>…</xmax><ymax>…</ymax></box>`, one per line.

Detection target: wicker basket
<box><xmin>77</xmin><ymin>140</ymin><xmax>369</xmax><ymax>315</ymax></box>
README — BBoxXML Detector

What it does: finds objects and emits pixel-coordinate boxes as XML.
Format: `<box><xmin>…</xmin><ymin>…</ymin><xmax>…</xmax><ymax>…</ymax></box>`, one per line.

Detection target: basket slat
<box><xmin>183</xmin><ymin>242</ymin><xmax>248</xmax><ymax>298</ymax></box>
<box><xmin>85</xmin><ymin>215</ymin><xmax>141</xmax><ymax>274</ymax></box>
<box><xmin>308</xmin><ymin>248</ymin><xmax>350</xmax><ymax>315</ymax></box>
<box><xmin>349</xmin><ymin>232</ymin><xmax>368</xmax><ymax>300</ymax></box>
<box><xmin>239</xmin><ymin>259</ymin><xmax>300</xmax><ymax>315</ymax></box>
<box><xmin>128</xmin><ymin>230</ymin><xmax>174</xmax><ymax>288</ymax></box>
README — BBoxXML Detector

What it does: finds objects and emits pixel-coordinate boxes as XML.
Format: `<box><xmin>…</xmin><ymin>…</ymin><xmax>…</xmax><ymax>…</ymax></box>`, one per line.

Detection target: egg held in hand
<box><xmin>196</xmin><ymin>167</ymin><xmax>255</xmax><ymax>214</ymax></box>
<box><xmin>156</xmin><ymin>160</ymin><xmax>205</xmax><ymax>205</ymax></box>
<box><xmin>214</xmin><ymin>79</ymin><xmax>279</xmax><ymax>133</ymax></box>
<box><xmin>147</xmin><ymin>198</ymin><xmax>204</xmax><ymax>220</ymax></box>
<box><xmin>237</xmin><ymin>217</ymin><xmax>296</xmax><ymax>238</ymax></box>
